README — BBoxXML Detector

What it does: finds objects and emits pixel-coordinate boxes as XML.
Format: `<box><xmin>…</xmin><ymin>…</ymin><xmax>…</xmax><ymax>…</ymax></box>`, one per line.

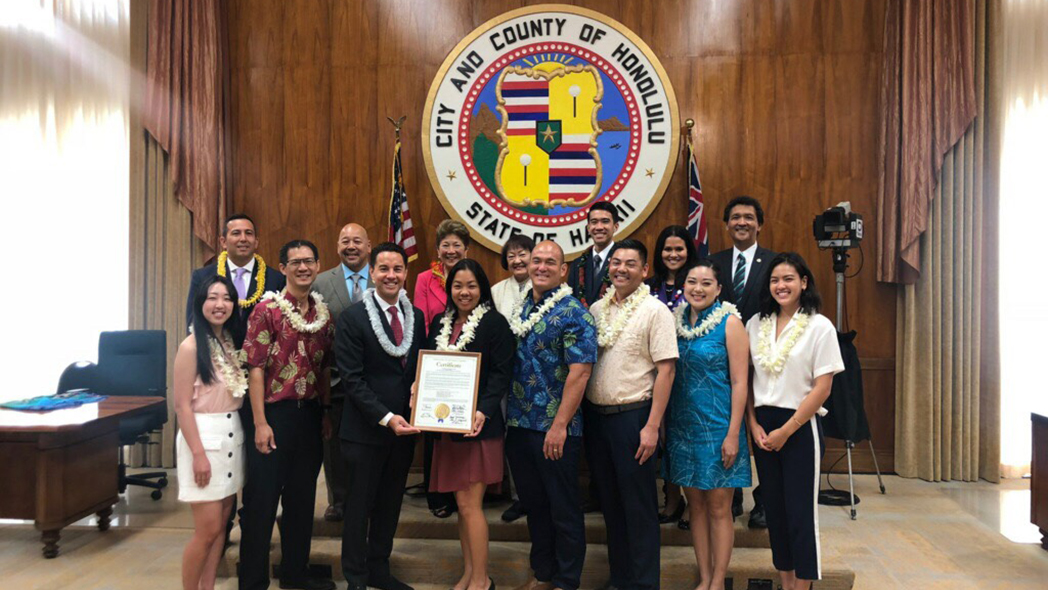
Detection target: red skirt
<box><xmin>430</xmin><ymin>435</ymin><xmax>504</xmax><ymax>493</ymax></box>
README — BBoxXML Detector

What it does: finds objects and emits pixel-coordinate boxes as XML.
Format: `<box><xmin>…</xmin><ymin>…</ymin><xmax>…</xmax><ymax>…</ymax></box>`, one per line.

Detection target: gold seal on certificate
<box><xmin>411</xmin><ymin>350</ymin><xmax>481</xmax><ymax>433</ymax></box>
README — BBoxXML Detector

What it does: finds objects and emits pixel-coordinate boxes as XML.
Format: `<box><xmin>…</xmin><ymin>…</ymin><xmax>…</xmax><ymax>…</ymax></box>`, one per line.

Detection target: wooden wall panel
<box><xmin>227</xmin><ymin>0</ymin><xmax>896</xmax><ymax>469</ymax></box>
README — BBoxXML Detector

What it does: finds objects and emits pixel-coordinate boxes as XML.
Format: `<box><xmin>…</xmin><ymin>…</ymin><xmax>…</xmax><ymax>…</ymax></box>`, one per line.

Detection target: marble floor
<box><xmin>1</xmin><ymin>471</ymin><xmax>1046</xmax><ymax>589</ymax></box>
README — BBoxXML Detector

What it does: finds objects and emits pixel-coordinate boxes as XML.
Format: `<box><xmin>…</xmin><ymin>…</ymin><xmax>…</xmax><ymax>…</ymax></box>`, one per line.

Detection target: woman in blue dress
<box><xmin>667</xmin><ymin>260</ymin><xmax>752</xmax><ymax>590</ymax></box>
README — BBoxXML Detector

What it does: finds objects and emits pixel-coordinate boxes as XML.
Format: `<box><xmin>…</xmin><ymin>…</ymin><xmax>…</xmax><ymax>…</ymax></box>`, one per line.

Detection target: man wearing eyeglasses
<box><xmin>240</xmin><ymin>240</ymin><xmax>337</xmax><ymax>590</ymax></box>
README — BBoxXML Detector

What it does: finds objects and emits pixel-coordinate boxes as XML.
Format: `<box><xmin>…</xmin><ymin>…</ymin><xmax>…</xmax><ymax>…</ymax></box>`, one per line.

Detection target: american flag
<box><xmin>388</xmin><ymin>138</ymin><xmax>418</xmax><ymax>261</ymax></box>
<box><xmin>686</xmin><ymin>138</ymin><xmax>709</xmax><ymax>258</ymax></box>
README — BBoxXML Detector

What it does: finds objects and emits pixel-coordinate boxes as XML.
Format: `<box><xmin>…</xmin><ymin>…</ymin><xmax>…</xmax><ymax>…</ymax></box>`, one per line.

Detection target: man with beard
<box><xmin>313</xmin><ymin>223</ymin><xmax>373</xmax><ymax>522</ymax></box>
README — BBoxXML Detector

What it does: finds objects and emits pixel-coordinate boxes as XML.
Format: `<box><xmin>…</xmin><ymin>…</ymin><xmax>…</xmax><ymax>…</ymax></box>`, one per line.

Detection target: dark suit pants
<box><xmin>588</xmin><ymin>406</ymin><xmax>660</xmax><ymax>590</ymax></box>
<box><xmin>340</xmin><ymin>435</ymin><xmax>416</xmax><ymax>585</ymax></box>
<box><xmin>505</xmin><ymin>427</ymin><xmax>586</xmax><ymax>590</ymax></box>
<box><xmin>239</xmin><ymin>400</ymin><xmax>324</xmax><ymax>590</ymax></box>
<box><xmin>322</xmin><ymin>394</ymin><xmax>347</xmax><ymax>509</ymax></box>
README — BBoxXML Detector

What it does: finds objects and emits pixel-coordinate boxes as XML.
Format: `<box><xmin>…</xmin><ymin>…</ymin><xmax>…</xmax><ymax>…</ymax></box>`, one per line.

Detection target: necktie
<box><xmin>733</xmin><ymin>255</ymin><xmax>747</xmax><ymax>300</ymax></box>
<box><xmin>388</xmin><ymin>306</ymin><xmax>403</xmax><ymax>346</ymax></box>
<box><xmin>349</xmin><ymin>274</ymin><xmax>363</xmax><ymax>303</ymax></box>
<box><xmin>388</xmin><ymin>305</ymin><xmax>405</xmax><ymax>368</ymax></box>
<box><xmin>355</xmin><ymin>275</ymin><xmax>365</xmax><ymax>302</ymax></box>
<box><xmin>234</xmin><ymin>267</ymin><xmax>248</xmax><ymax>301</ymax></box>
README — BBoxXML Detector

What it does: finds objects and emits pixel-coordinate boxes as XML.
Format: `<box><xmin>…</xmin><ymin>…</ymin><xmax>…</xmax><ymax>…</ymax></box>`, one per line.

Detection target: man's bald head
<box><xmin>529</xmin><ymin>240</ymin><xmax>568</xmax><ymax>297</ymax></box>
<box><xmin>338</xmin><ymin>223</ymin><xmax>372</xmax><ymax>271</ymax></box>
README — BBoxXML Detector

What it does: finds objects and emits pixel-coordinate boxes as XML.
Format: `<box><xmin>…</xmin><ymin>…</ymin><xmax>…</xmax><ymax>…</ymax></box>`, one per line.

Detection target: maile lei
<box><xmin>216</xmin><ymin>251</ymin><xmax>266</xmax><ymax>308</ymax></box>
<box><xmin>755</xmin><ymin>311</ymin><xmax>811</xmax><ymax>374</ymax></box>
<box><xmin>510</xmin><ymin>284</ymin><xmax>572</xmax><ymax>337</ymax></box>
<box><xmin>674</xmin><ymin>301</ymin><xmax>740</xmax><ymax>340</ymax></box>
<box><xmin>595</xmin><ymin>283</ymin><xmax>651</xmax><ymax>348</ymax></box>
<box><xmin>208</xmin><ymin>332</ymin><xmax>248</xmax><ymax>398</ymax></box>
<box><xmin>435</xmin><ymin>303</ymin><xmax>490</xmax><ymax>351</ymax></box>
<box><xmin>260</xmin><ymin>290</ymin><xmax>331</xmax><ymax>333</ymax></box>
<box><xmin>361</xmin><ymin>287</ymin><xmax>415</xmax><ymax>357</ymax></box>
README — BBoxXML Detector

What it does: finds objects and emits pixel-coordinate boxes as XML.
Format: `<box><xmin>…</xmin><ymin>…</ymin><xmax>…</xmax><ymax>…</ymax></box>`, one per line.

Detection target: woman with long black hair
<box><xmin>746</xmin><ymin>253</ymin><xmax>844</xmax><ymax>590</ymax></box>
<box><xmin>174</xmin><ymin>274</ymin><xmax>247</xmax><ymax>590</ymax></box>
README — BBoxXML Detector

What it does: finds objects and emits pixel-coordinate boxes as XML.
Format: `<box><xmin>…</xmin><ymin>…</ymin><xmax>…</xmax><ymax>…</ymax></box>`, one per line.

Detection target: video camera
<box><xmin>813</xmin><ymin>202</ymin><xmax>863</xmax><ymax>249</ymax></box>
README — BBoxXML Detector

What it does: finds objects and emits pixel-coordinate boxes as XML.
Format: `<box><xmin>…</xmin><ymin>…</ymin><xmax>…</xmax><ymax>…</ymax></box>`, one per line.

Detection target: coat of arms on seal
<box><xmin>423</xmin><ymin>5</ymin><xmax>679</xmax><ymax>258</ymax></box>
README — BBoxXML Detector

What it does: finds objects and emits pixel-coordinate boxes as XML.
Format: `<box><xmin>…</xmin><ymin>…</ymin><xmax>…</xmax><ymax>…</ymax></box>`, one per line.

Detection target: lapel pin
<box><xmin>756</xmin><ymin>258</ymin><xmax>762</xmax><ymax>263</ymax></box>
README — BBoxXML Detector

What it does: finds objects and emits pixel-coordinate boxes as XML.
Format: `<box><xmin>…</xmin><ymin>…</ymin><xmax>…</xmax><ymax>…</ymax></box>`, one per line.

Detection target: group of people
<box><xmin>172</xmin><ymin>194</ymin><xmax>845</xmax><ymax>590</ymax></box>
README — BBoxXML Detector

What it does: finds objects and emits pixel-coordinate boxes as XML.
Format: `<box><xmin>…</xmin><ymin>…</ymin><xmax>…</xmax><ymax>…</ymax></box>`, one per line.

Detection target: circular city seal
<box><xmin>422</xmin><ymin>5</ymin><xmax>679</xmax><ymax>259</ymax></box>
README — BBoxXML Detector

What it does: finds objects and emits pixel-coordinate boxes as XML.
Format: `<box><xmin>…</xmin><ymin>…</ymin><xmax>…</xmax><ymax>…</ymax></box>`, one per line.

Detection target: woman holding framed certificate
<box><xmin>419</xmin><ymin>259</ymin><xmax>515</xmax><ymax>590</ymax></box>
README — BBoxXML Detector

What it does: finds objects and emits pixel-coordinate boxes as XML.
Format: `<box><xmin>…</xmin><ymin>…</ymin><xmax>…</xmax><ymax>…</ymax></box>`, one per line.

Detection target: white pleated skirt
<box><xmin>176</xmin><ymin>411</ymin><xmax>245</xmax><ymax>502</ymax></box>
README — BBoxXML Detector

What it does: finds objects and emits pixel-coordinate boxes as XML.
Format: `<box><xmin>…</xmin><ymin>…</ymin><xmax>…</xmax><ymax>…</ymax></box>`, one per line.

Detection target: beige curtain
<box><xmin>895</xmin><ymin>0</ymin><xmax>1001</xmax><ymax>482</ymax></box>
<box><xmin>127</xmin><ymin>1</ymin><xmax>203</xmax><ymax>467</ymax></box>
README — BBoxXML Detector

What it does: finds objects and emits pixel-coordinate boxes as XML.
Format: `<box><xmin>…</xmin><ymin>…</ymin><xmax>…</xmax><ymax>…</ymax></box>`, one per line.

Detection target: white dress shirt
<box><xmin>592</xmin><ymin>241</ymin><xmax>615</xmax><ymax>270</ymax></box>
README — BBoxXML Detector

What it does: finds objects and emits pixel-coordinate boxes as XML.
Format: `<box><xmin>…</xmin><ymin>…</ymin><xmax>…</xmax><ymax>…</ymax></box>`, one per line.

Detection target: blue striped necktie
<box><xmin>733</xmin><ymin>255</ymin><xmax>747</xmax><ymax>300</ymax></box>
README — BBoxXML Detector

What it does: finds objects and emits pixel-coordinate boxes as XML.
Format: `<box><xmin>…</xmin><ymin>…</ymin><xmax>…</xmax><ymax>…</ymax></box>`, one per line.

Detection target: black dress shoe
<box><xmin>658</xmin><ymin>501</ymin><xmax>685</xmax><ymax>524</ymax></box>
<box><xmin>677</xmin><ymin>517</ymin><xmax>690</xmax><ymax>531</ymax></box>
<box><xmin>501</xmin><ymin>500</ymin><xmax>526</xmax><ymax>522</ymax></box>
<box><xmin>323</xmin><ymin>505</ymin><xmax>343</xmax><ymax>522</ymax></box>
<box><xmin>279</xmin><ymin>578</ymin><xmax>336</xmax><ymax>590</ymax></box>
<box><xmin>368</xmin><ymin>573</ymin><xmax>415</xmax><ymax>590</ymax></box>
<box><xmin>748</xmin><ymin>505</ymin><xmax>768</xmax><ymax>529</ymax></box>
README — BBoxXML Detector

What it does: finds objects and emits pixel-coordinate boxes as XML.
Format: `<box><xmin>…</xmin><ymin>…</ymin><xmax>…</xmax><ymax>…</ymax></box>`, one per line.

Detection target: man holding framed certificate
<box><xmin>415</xmin><ymin>258</ymin><xmax>515</xmax><ymax>590</ymax></box>
<box><xmin>335</xmin><ymin>243</ymin><xmax>425</xmax><ymax>590</ymax></box>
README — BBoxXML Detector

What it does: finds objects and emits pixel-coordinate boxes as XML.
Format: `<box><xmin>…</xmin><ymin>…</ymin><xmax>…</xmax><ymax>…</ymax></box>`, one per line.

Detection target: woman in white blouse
<box><xmin>490</xmin><ymin>234</ymin><xmax>535</xmax><ymax>317</ymax></box>
<box><xmin>745</xmin><ymin>252</ymin><xmax>844</xmax><ymax>590</ymax></box>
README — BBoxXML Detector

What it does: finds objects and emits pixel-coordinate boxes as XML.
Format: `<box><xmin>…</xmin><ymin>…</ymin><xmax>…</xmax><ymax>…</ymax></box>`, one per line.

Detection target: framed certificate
<box><xmin>411</xmin><ymin>350</ymin><xmax>481</xmax><ymax>434</ymax></box>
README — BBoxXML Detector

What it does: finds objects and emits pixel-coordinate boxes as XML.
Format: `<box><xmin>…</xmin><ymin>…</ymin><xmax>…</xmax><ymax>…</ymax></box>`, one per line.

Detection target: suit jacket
<box><xmin>185</xmin><ymin>260</ymin><xmax>286</xmax><ymax>340</ymax></box>
<box><xmin>414</xmin><ymin>268</ymin><xmax>447</xmax><ymax>333</ymax></box>
<box><xmin>710</xmin><ymin>245</ymin><xmax>777</xmax><ymax>324</ymax></box>
<box><xmin>567</xmin><ymin>248</ymin><xmax>611</xmax><ymax>307</ymax></box>
<box><xmin>336</xmin><ymin>297</ymin><xmax>426</xmax><ymax>446</ymax></box>
<box><xmin>424</xmin><ymin>310</ymin><xmax>515</xmax><ymax>441</ymax></box>
<box><xmin>314</xmin><ymin>264</ymin><xmax>375</xmax><ymax>391</ymax></box>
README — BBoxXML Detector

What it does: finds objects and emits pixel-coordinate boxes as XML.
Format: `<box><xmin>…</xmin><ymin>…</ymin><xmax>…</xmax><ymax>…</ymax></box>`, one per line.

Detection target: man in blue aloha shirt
<box><xmin>506</xmin><ymin>240</ymin><xmax>597</xmax><ymax>590</ymax></box>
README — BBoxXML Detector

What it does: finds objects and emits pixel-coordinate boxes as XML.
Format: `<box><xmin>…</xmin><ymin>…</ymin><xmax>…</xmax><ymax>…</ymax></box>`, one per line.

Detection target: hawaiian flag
<box><xmin>388</xmin><ymin>138</ymin><xmax>418</xmax><ymax>261</ymax></box>
<box><xmin>686</xmin><ymin>138</ymin><xmax>709</xmax><ymax>258</ymax></box>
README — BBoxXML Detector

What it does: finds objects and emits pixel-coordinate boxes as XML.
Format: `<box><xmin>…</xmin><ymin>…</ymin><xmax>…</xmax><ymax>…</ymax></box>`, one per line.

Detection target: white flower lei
<box><xmin>436</xmin><ymin>303</ymin><xmax>490</xmax><ymax>351</ymax></box>
<box><xmin>261</xmin><ymin>290</ymin><xmax>330</xmax><ymax>333</ymax></box>
<box><xmin>361</xmin><ymin>287</ymin><xmax>415</xmax><ymax>357</ymax></box>
<box><xmin>209</xmin><ymin>333</ymin><xmax>248</xmax><ymax>398</ymax></box>
<box><xmin>675</xmin><ymin>301</ymin><xmax>739</xmax><ymax>340</ymax></box>
<box><xmin>755</xmin><ymin>311</ymin><xmax>811</xmax><ymax>374</ymax></box>
<box><xmin>595</xmin><ymin>283</ymin><xmax>651</xmax><ymax>348</ymax></box>
<box><xmin>509</xmin><ymin>283</ymin><xmax>572</xmax><ymax>337</ymax></box>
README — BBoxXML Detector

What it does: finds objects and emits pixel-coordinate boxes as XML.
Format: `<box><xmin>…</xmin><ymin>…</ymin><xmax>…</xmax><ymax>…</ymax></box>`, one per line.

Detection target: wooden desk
<box><xmin>1033</xmin><ymin>412</ymin><xmax>1048</xmax><ymax>551</ymax></box>
<box><xmin>0</xmin><ymin>396</ymin><xmax>165</xmax><ymax>558</ymax></box>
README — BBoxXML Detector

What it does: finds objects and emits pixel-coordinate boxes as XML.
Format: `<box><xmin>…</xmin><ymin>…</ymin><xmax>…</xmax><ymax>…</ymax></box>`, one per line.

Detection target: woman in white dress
<box><xmin>174</xmin><ymin>275</ymin><xmax>248</xmax><ymax>590</ymax></box>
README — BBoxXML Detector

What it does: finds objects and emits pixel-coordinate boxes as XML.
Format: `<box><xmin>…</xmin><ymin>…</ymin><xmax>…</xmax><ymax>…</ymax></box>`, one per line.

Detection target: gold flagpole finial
<box><xmin>685</xmin><ymin>118</ymin><xmax>695</xmax><ymax>130</ymax></box>
<box><xmin>386</xmin><ymin>115</ymin><xmax>407</xmax><ymax>140</ymax></box>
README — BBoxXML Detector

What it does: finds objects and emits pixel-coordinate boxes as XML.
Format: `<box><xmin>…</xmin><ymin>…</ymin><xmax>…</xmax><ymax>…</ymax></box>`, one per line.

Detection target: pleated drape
<box><xmin>894</xmin><ymin>0</ymin><xmax>1001</xmax><ymax>482</ymax></box>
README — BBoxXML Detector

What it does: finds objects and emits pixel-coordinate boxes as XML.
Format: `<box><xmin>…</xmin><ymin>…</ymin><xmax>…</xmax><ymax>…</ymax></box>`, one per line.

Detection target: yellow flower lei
<box><xmin>216</xmin><ymin>251</ymin><xmax>266</xmax><ymax>308</ymax></box>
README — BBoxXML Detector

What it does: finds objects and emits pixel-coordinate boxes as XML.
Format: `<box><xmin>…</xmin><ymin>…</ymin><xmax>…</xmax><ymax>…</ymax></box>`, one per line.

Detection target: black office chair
<box><xmin>57</xmin><ymin>330</ymin><xmax>169</xmax><ymax>500</ymax></box>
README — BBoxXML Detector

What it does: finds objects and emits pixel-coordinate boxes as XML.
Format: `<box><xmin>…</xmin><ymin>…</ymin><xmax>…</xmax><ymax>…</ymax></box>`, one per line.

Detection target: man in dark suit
<box><xmin>312</xmin><ymin>223</ymin><xmax>373</xmax><ymax>523</ymax></box>
<box><xmin>185</xmin><ymin>212</ymin><xmax>285</xmax><ymax>547</ymax></box>
<box><xmin>566</xmin><ymin>201</ymin><xmax>618</xmax><ymax>515</ymax></box>
<box><xmin>710</xmin><ymin>195</ymin><xmax>775</xmax><ymax>529</ymax></box>
<box><xmin>185</xmin><ymin>213</ymin><xmax>286</xmax><ymax>339</ymax></box>
<box><xmin>335</xmin><ymin>242</ymin><xmax>425</xmax><ymax>590</ymax></box>
<box><xmin>567</xmin><ymin>201</ymin><xmax>618</xmax><ymax>308</ymax></box>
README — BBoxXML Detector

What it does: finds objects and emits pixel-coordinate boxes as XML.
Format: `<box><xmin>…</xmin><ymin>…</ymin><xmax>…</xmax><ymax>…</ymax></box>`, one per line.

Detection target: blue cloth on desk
<box><xmin>1</xmin><ymin>390</ymin><xmax>107</xmax><ymax>411</ymax></box>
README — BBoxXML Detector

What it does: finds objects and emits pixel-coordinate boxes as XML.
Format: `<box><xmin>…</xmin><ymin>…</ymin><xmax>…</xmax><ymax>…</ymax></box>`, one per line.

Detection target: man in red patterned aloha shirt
<box><xmin>239</xmin><ymin>239</ymin><xmax>336</xmax><ymax>590</ymax></box>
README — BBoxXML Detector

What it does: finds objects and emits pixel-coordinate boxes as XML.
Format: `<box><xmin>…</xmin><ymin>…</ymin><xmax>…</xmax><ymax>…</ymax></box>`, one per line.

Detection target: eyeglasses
<box><xmin>285</xmin><ymin>258</ymin><xmax>318</xmax><ymax>269</ymax></box>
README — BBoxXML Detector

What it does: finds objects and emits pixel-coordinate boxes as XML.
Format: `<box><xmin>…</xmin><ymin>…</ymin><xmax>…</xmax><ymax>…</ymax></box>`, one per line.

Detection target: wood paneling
<box><xmin>227</xmin><ymin>0</ymin><xmax>897</xmax><ymax>467</ymax></box>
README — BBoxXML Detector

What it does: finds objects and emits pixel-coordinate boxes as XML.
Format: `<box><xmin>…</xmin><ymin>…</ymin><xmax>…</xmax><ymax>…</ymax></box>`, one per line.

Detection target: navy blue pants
<box><xmin>588</xmin><ymin>405</ymin><xmax>660</xmax><ymax>590</ymax></box>
<box><xmin>752</xmin><ymin>406</ymin><xmax>823</xmax><ymax>581</ymax></box>
<box><xmin>505</xmin><ymin>427</ymin><xmax>586</xmax><ymax>590</ymax></box>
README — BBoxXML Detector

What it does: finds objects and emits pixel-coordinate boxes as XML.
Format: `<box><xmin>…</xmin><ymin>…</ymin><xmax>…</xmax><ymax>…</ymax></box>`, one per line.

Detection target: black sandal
<box><xmin>658</xmin><ymin>501</ymin><xmax>686</xmax><ymax>524</ymax></box>
<box><xmin>431</xmin><ymin>504</ymin><xmax>457</xmax><ymax>518</ymax></box>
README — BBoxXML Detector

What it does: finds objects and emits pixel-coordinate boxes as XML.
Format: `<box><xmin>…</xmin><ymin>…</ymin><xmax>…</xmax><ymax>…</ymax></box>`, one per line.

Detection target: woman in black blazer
<box><xmin>421</xmin><ymin>258</ymin><xmax>514</xmax><ymax>590</ymax></box>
